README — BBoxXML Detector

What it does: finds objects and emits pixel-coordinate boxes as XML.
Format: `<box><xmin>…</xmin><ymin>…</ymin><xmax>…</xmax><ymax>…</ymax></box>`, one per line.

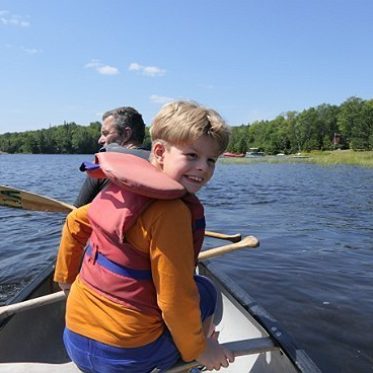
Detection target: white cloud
<box><xmin>150</xmin><ymin>94</ymin><xmax>174</xmax><ymax>104</ymax></box>
<box><xmin>84</xmin><ymin>59</ymin><xmax>101</xmax><ymax>68</ymax></box>
<box><xmin>84</xmin><ymin>59</ymin><xmax>119</xmax><ymax>75</ymax></box>
<box><xmin>97</xmin><ymin>65</ymin><xmax>119</xmax><ymax>75</ymax></box>
<box><xmin>128</xmin><ymin>62</ymin><xmax>141</xmax><ymax>71</ymax></box>
<box><xmin>143</xmin><ymin>66</ymin><xmax>166</xmax><ymax>77</ymax></box>
<box><xmin>0</xmin><ymin>10</ymin><xmax>30</xmax><ymax>27</ymax></box>
<box><xmin>129</xmin><ymin>62</ymin><xmax>166</xmax><ymax>77</ymax></box>
<box><xmin>2</xmin><ymin>43</ymin><xmax>41</xmax><ymax>54</ymax></box>
<box><xmin>21</xmin><ymin>46</ymin><xmax>42</xmax><ymax>54</ymax></box>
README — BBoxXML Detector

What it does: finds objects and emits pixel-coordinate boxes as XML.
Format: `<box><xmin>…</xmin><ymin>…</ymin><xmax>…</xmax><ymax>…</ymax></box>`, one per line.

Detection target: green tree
<box><xmin>351</xmin><ymin>99</ymin><xmax>373</xmax><ymax>150</ymax></box>
<box><xmin>315</xmin><ymin>104</ymin><xmax>339</xmax><ymax>150</ymax></box>
<box><xmin>337</xmin><ymin>97</ymin><xmax>364</xmax><ymax>148</ymax></box>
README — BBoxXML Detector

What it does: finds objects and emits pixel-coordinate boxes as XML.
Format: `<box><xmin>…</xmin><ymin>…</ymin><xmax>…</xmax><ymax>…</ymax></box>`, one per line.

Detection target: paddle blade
<box><xmin>0</xmin><ymin>185</ymin><xmax>74</xmax><ymax>213</ymax></box>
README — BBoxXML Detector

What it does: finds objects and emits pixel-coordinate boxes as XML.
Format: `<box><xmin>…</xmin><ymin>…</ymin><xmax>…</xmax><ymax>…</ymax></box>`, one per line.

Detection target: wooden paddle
<box><xmin>198</xmin><ymin>235</ymin><xmax>258</xmax><ymax>260</ymax></box>
<box><xmin>0</xmin><ymin>235</ymin><xmax>259</xmax><ymax>319</ymax></box>
<box><xmin>0</xmin><ymin>184</ymin><xmax>73</xmax><ymax>213</ymax></box>
<box><xmin>0</xmin><ymin>184</ymin><xmax>242</xmax><ymax>242</ymax></box>
<box><xmin>167</xmin><ymin>337</ymin><xmax>278</xmax><ymax>372</ymax></box>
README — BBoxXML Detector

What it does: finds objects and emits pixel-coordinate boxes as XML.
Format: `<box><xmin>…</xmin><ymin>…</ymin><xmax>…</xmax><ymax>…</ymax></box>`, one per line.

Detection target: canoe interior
<box><xmin>0</xmin><ymin>262</ymin><xmax>320</xmax><ymax>372</ymax></box>
<box><xmin>199</xmin><ymin>262</ymin><xmax>320</xmax><ymax>372</ymax></box>
<box><xmin>0</xmin><ymin>265</ymin><xmax>68</xmax><ymax>364</ymax></box>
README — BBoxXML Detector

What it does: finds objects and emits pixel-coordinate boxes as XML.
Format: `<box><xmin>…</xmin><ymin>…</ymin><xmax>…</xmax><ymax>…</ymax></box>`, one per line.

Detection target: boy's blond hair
<box><xmin>150</xmin><ymin>101</ymin><xmax>230</xmax><ymax>155</ymax></box>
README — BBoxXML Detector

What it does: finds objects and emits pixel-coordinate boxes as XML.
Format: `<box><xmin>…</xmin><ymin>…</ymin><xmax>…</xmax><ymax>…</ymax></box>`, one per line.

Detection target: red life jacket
<box><xmin>79</xmin><ymin>153</ymin><xmax>205</xmax><ymax>316</ymax></box>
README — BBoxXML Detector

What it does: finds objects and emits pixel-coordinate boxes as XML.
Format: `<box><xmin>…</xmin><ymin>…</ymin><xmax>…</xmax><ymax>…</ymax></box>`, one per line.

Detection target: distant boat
<box><xmin>292</xmin><ymin>153</ymin><xmax>310</xmax><ymax>159</ymax></box>
<box><xmin>223</xmin><ymin>152</ymin><xmax>246</xmax><ymax>158</ymax></box>
<box><xmin>246</xmin><ymin>151</ymin><xmax>265</xmax><ymax>157</ymax></box>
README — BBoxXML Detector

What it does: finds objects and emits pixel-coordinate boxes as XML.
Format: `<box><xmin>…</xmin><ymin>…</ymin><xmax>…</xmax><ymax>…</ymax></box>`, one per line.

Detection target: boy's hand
<box><xmin>196</xmin><ymin>337</ymin><xmax>235</xmax><ymax>371</ymax></box>
<box><xmin>58</xmin><ymin>282</ymin><xmax>71</xmax><ymax>296</ymax></box>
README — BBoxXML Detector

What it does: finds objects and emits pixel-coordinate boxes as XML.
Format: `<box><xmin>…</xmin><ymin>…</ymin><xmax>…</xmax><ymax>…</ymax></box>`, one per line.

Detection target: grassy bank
<box><xmin>220</xmin><ymin>150</ymin><xmax>373</xmax><ymax>167</ymax></box>
<box><xmin>305</xmin><ymin>150</ymin><xmax>373</xmax><ymax>167</ymax></box>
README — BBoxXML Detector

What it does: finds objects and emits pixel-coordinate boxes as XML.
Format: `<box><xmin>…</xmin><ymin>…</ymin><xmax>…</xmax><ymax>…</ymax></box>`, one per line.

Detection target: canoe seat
<box><xmin>0</xmin><ymin>362</ymin><xmax>79</xmax><ymax>372</ymax></box>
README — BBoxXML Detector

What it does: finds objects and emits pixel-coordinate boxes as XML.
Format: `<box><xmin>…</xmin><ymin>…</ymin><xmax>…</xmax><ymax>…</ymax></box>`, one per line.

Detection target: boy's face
<box><xmin>154</xmin><ymin>135</ymin><xmax>220</xmax><ymax>194</ymax></box>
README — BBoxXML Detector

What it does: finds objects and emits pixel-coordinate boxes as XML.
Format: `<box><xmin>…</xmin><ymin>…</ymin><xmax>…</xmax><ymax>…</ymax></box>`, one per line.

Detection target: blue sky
<box><xmin>1</xmin><ymin>0</ymin><xmax>373</xmax><ymax>134</ymax></box>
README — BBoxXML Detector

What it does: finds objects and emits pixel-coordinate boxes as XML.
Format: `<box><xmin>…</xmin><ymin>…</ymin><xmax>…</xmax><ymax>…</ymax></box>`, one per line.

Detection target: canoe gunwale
<box><xmin>0</xmin><ymin>264</ymin><xmax>58</xmax><ymax>329</ymax></box>
<box><xmin>3</xmin><ymin>264</ymin><xmax>57</xmax><ymax>306</ymax></box>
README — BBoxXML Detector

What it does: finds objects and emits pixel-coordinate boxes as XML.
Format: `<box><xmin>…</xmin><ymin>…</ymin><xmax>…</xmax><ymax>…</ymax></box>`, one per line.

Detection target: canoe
<box><xmin>0</xmin><ymin>261</ymin><xmax>320</xmax><ymax>372</ymax></box>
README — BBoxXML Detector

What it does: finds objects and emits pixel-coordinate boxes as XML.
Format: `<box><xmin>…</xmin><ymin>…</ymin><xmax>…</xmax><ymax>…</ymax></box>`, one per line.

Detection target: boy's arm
<box><xmin>54</xmin><ymin>204</ymin><xmax>92</xmax><ymax>284</ymax></box>
<box><xmin>148</xmin><ymin>200</ymin><xmax>206</xmax><ymax>362</ymax></box>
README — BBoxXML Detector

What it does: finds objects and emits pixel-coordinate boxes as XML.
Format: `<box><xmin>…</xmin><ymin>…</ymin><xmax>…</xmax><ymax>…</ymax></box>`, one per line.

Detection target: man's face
<box><xmin>97</xmin><ymin>116</ymin><xmax>122</xmax><ymax>146</ymax></box>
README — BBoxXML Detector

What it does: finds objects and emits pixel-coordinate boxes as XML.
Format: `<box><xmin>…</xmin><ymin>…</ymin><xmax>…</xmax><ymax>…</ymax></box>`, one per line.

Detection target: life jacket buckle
<box><xmin>92</xmin><ymin>245</ymin><xmax>98</xmax><ymax>264</ymax></box>
<box><xmin>87</xmin><ymin>244</ymin><xmax>98</xmax><ymax>264</ymax></box>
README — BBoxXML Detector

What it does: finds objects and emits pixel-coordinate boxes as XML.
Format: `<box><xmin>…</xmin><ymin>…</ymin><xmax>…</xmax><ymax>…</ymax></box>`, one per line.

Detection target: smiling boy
<box><xmin>54</xmin><ymin>101</ymin><xmax>234</xmax><ymax>372</ymax></box>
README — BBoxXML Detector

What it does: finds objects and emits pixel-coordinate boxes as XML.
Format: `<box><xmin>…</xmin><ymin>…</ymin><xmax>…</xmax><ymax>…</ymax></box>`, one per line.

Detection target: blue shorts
<box><xmin>63</xmin><ymin>275</ymin><xmax>217</xmax><ymax>373</ymax></box>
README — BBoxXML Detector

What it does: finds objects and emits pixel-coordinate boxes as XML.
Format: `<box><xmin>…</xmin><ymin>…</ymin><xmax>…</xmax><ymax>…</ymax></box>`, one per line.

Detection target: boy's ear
<box><xmin>152</xmin><ymin>142</ymin><xmax>166</xmax><ymax>164</ymax></box>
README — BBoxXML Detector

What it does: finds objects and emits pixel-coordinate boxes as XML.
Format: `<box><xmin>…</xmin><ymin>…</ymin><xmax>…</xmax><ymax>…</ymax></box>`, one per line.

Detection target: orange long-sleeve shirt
<box><xmin>54</xmin><ymin>199</ymin><xmax>206</xmax><ymax>361</ymax></box>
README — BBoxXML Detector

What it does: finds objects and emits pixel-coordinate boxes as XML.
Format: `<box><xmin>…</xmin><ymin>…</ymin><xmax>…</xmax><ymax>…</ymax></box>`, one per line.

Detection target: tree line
<box><xmin>0</xmin><ymin>122</ymin><xmax>102</xmax><ymax>154</ymax></box>
<box><xmin>227</xmin><ymin>96</ymin><xmax>373</xmax><ymax>154</ymax></box>
<box><xmin>0</xmin><ymin>96</ymin><xmax>372</xmax><ymax>154</ymax></box>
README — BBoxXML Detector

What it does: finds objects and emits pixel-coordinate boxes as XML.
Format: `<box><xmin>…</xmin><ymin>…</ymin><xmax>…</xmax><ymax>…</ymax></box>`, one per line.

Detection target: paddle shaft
<box><xmin>0</xmin><ymin>235</ymin><xmax>259</xmax><ymax>318</ymax></box>
<box><xmin>204</xmin><ymin>230</ymin><xmax>241</xmax><ymax>243</ymax></box>
<box><xmin>166</xmin><ymin>337</ymin><xmax>278</xmax><ymax>372</ymax></box>
<box><xmin>0</xmin><ymin>184</ymin><xmax>241</xmax><ymax>242</ymax></box>
<box><xmin>0</xmin><ymin>291</ymin><xmax>66</xmax><ymax>319</ymax></box>
<box><xmin>198</xmin><ymin>235</ymin><xmax>258</xmax><ymax>260</ymax></box>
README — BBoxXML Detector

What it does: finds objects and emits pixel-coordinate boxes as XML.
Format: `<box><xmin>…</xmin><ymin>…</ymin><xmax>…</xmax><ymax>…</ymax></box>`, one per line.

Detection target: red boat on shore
<box><xmin>223</xmin><ymin>152</ymin><xmax>246</xmax><ymax>158</ymax></box>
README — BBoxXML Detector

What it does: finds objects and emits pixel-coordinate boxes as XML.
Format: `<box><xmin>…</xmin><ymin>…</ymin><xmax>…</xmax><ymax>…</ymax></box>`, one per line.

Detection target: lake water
<box><xmin>1</xmin><ymin>154</ymin><xmax>372</xmax><ymax>372</ymax></box>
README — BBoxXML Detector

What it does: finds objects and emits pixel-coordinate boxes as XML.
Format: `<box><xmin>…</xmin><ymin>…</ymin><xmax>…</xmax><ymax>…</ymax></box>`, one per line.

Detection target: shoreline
<box><xmin>220</xmin><ymin>150</ymin><xmax>373</xmax><ymax>167</ymax></box>
<box><xmin>2</xmin><ymin>150</ymin><xmax>373</xmax><ymax>167</ymax></box>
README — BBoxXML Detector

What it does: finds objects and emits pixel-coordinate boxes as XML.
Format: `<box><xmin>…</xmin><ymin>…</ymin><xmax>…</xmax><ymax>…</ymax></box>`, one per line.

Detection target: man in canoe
<box><xmin>54</xmin><ymin>100</ymin><xmax>234</xmax><ymax>372</ymax></box>
<box><xmin>74</xmin><ymin>106</ymin><xmax>150</xmax><ymax>207</ymax></box>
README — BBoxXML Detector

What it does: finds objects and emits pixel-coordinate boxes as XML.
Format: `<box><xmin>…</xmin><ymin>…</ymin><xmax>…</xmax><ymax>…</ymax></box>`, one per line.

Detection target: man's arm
<box><xmin>74</xmin><ymin>177</ymin><xmax>108</xmax><ymax>207</ymax></box>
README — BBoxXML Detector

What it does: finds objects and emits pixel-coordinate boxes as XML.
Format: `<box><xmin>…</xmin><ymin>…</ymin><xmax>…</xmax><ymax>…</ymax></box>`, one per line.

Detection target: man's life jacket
<box><xmin>79</xmin><ymin>152</ymin><xmax>206</xmax><ymax>316</ymax></box>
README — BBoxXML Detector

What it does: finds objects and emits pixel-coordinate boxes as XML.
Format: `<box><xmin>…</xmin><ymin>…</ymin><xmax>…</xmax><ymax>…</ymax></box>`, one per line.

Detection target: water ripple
<box><xmin>1</xmin><ymin>156</ymin><xmax>373</xmax><ymax>372</ymax></box>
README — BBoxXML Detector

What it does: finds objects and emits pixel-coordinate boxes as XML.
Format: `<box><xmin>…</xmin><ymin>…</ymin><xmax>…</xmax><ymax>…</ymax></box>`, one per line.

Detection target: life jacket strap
<box><xmin>193</xmin><ymin>217</ymin><xmax>206</xmax><ymax>230</ymax></box>
<box><xmin>85</xmin><ymin>245</ymin><xmax>152</xmax><ymax>281</ymax></box>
